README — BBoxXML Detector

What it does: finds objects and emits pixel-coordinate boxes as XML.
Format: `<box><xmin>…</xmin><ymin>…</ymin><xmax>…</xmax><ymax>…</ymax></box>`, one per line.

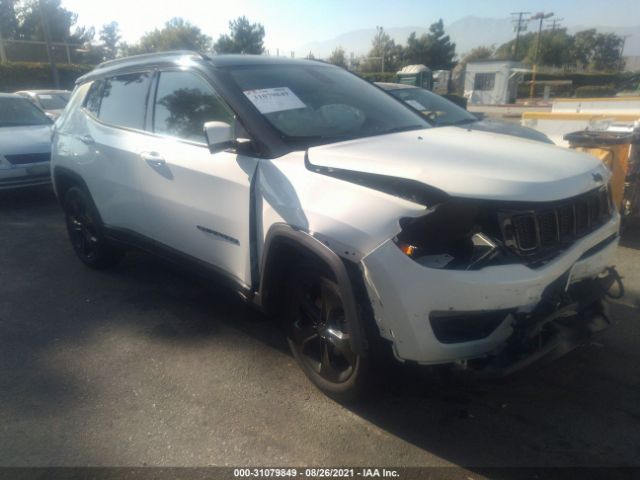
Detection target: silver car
<box><xmin>0</xmin><ymin>93</ymin><xmax>52</xmax><ymax>190</ymax></box>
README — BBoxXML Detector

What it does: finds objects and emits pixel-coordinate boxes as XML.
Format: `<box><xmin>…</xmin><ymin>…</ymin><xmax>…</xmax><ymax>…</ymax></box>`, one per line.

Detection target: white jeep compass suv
<box><xmin>52</xmin><ymin>52</ymin><xmax>621</xmax><ymax>401</ymax></box>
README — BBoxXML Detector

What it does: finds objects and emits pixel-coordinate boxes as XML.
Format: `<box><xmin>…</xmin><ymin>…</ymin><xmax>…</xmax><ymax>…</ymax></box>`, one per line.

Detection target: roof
<box><xmin>77</xmin><ymin>51</ymin><xmax>332</xmax><ymax>84</ymax></box>
<box><xmin>398</xmin><ymin>64</ymin><xmax>431</xmax><ymax>74</ymax></box>
<box><xmin>0</xmin><ymin>93</ymin><xmax>21</xmax><ymax>98</ymax></box>
<box><xmin>375</xmin><ymin>82</ymin><xmax>418</xmax><ymax>91</ymax></box>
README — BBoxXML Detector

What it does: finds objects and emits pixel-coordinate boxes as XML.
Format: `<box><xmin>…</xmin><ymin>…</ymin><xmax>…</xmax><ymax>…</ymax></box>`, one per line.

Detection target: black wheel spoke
<box><xmin>318</xmin><ymin>339</ymin><xmax>333</xmax><ymax>376</ymax></box>
<box><xmin>325</xmin><ymin>327</ymin><xmax>356</xmax><ymax>366</ymax></box>
<box><xmin>289</xmin><ymin>274</ymin><xmax>359</xmax><ymax>386</ymax></box>
<box><xmin>291</xmin><ymin>320</ymin><xmax>319</xmax><ymax>349</ymax></box>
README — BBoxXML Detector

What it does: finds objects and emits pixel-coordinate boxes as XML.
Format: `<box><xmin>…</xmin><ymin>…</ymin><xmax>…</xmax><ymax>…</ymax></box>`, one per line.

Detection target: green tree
<box><xmin>524</xmin><ymin>29</ymin><xmax>573</xmax><ymax>67</ymax></box>
<box><xmin>327</xmin><ymin>46</ymin><xmax>347</xmax><ymax>68</ymax></box>
<box><xmin>132</xmin><ymin>17</ymin><xmax>211</xmax><ymax>54</ymax></box>
<box><xmin>0</xmin><ymin>0</ymin><xmax>19</xmax><ymax>38</ymax></box>
<box><xmin>214</xmin><ymin>16</ymin><xmax>264</xmax><ymax>54</ymax></box>
<box><xmin>360</xmin><ymin>26</ymin><xmax>402</xmax><ymax>72</ymax></box>
<box><xmin>15</xmin><ymin>0</ymin><xmax>93</xmax><ymax>43</ymax></box>
<box><xmin>495</xmin><ymin>32</ymin><xmax>535</xmax><ymax>61</ymax></box>
<box><xmin>495</xmin><ymin>27</ymin><xmax>624</xmax><ymax>71</ymax></box>
<box><xmin>571</xmin><ymin>29</ymin><xmax>597</xmax><ymax>68</ymax></box>
<box><xmin>457</xmin><ymin>45</ymin><xmax>493</xmax><ymax>71</ymax></box>
<box><xmin>591</xmin><ymin>32</ymin><xmax>624</xmax><ymax>71</ymax></box>
<box><xmin>403</xmin><ymin>19</ymin><xmax>456</xmax><ymax>70</ymax></box>
<box><xmin>426</xmin><ymin>19</ymin><xmax>456</xmax><ymax>69</ymax></box>
<box><xmin>99</xmin><ymin>21</ymin><xmax>121</xmax><ymax>60</ymax></box>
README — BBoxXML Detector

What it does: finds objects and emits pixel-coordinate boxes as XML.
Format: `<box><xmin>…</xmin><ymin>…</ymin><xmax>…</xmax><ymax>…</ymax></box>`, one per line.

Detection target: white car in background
<box><xmin>0</xmin><ymin>93</ymin><xmax>53</xmax><ymax>190</ymax></box>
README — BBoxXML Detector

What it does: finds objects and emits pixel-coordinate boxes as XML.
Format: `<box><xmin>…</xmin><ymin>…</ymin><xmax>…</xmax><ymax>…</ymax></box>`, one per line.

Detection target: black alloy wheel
<box><xmin>286</xmin><ymin>266</ymin><xmax>371</xmax><ymax>402</ymax></box>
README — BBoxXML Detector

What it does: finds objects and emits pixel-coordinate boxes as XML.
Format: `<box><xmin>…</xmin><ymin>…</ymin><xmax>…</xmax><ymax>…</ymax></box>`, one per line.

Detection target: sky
<box><xmin>61</xmin><ymin>0</ymin><xmax>640</xmax><ymax>55</ymax></box>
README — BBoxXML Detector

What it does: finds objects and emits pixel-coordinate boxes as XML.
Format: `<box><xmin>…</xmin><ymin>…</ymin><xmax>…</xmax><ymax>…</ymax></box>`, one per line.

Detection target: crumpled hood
<box><xmin>307</xmin><ymin>127</ymin><xmax>609</xmax><ymax>203</ymax></box>
<box><xmin>0</xmin><ymin>125</ymin><xmax>52</xmax><ymax>156</ymax></box>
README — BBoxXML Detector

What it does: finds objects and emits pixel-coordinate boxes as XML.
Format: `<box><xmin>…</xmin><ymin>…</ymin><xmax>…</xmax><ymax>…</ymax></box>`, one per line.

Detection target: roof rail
<box><xmin>93</xmin><ymin>50</ymin><xmax>208</xmax><ymax>71</ymax></box>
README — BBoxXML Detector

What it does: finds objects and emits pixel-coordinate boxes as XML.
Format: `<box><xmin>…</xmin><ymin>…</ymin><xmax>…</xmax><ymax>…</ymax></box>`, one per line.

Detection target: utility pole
<box><xmin>546</xmin><ymin>18</ymin><xmax>564</xmax><ymax>31</ymax></box>
<box><xmin>529</xmin><ymin>11</ymin><xmax>553</xmax><ymax>100</ymax></box>
<box><xmin>511</xmin><ymin>11</ymin><xmax>530</xmax><ymax>60</ymax></box>
<box><xmin>38</xmin><ymin>0</ymin><xmax>60</xmax><ymax>88</ymax></box>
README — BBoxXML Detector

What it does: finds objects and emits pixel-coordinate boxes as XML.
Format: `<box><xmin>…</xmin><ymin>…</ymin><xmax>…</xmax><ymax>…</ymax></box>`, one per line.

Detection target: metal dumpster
<box><xmin>564</xmin><ymin>130</ymin><xmax>638</xmax><ymax>212</ymax></box>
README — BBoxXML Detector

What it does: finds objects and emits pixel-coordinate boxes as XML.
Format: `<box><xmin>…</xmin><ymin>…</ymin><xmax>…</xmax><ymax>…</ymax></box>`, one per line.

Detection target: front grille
<box><xmin>503</xmin><ymin>188</ymin><xmax>612</xmax><ymax>258</ymax></box>
<box><xmin>4</xmin><ymin>152</ymin><xmax>50</xmax><ymax>165</ymax></box>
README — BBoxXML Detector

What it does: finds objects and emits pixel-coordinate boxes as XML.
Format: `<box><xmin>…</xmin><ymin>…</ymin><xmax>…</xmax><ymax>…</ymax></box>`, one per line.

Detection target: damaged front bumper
<box><xmin>360</xmin><ymin>213</ymin><xmax>621</xmax><ymax>370</ymax></box>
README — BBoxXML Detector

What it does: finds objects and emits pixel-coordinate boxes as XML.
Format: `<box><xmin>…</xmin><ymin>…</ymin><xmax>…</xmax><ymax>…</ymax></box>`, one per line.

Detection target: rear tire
<box><xmin>63</xmin><ymin>186</ymin><xmax>123</xmax><ymax>269</ymax></box>
<box><xmin>285</xmin><ymin>264</ymin><xmax>374</xmax><ymax>403</ymax></box>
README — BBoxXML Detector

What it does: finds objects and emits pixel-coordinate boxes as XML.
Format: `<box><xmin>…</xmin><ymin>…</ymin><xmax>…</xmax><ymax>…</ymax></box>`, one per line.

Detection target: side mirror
<box><xmin>204</xmin><ymin>121</ymin><xmax>235</xmax><ymax>153</ymax></box>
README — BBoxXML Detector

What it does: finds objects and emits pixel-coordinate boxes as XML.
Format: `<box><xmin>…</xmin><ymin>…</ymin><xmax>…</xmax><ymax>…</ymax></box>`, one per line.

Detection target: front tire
<box><xmin>63</xmin><ymin>187</ymin><xmax>123</xmax><ymax>269</ymax></box>
<box><xmin>285</xmin><ymin>265</ymin><xmax>372</xmax><ymax>403</ymax></box>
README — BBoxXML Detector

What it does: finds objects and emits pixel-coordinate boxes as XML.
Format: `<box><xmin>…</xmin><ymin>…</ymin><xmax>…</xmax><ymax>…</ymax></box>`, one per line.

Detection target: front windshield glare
<box><xmin>389</xmin><ymin>88</ymin><xmax>477</xmax><ymax>126</ymax></box>
<box><xmin>227</xmin><ymin>64</ymin><xmax>429</xmax><ymax>143</ymax></box>
<box><xmin>0</xmin><ymin>97</ymin><xmax>51</xmax><ymax>127</ymax></box>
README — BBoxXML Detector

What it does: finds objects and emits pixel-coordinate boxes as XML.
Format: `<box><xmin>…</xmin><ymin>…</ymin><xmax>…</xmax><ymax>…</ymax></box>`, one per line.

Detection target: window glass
<box><xmin>153</xmin><ymin>71</ymin><xmax>233</xmax><ymax>142</ymax></box>
<box><xmin>84</xmin><ymin>80</ymin><xmax>103</xmax><ymax>116</ymax></box>
<box><xmin>473</xmin><ymin>73</ymin><xmax>496</xmax><ymax>91</ymax></box>
<box><xmin>0</xmin><ymin>97</ymin><xmax>51</xmax><ymax>127</ymax></box>
<box><xmin>37</xmin><ymin>93</ymin><xmax>69</xmax><ymax>110</ymax></box>
<box><xmin>226</xmin><ymin>64</ymin><xmax>429</xmax><ymax>146</ymax></box>
<box><xmin>98</xmin><ymin>72</ymin><xmax>151</xmax><ymax>129</ymax></box>
<box><xmin>388</xmin><ymin>87</ymin><xmax>477</xmax><ymax>127</ymax></box>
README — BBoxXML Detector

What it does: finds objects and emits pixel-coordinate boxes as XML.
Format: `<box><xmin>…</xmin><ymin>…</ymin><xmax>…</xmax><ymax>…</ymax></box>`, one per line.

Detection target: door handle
<box><xmin>78</xmin><ymin>134</ymin><xmax>95</xmax><ymax>145</ymax></box>
<box><xmin>140</xmin><ymin>151</ymin><xmax>166</xmax><ymax>167</ymax></box>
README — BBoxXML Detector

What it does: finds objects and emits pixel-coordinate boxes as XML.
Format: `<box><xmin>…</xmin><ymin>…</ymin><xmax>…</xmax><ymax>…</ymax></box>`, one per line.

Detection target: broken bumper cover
<box><xmin>360</xmin><ymin>213</ymin><xmax>620</xmax><ymax>366</ymax></box>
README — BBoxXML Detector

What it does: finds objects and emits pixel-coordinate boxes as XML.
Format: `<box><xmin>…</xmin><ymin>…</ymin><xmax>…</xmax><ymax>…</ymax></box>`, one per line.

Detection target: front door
<box><xmin>137</xmin><ymin>69</ymin><xmax>258</xmax><ymax>287</ymax></box>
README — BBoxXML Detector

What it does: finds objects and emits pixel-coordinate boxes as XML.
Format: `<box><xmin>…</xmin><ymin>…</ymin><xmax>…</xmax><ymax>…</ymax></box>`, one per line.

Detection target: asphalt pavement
<box><xmin>1</xmin><ymin>186</ymin><xmax>639</xmax><ymax>473</ymax></box>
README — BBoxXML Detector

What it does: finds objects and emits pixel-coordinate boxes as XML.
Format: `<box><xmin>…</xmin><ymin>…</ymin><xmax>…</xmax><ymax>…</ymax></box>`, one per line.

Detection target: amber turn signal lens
<box><xmin>397</xmin><ymin>243</ymin><xmax>417</xmax><ymax>256</ymax></box>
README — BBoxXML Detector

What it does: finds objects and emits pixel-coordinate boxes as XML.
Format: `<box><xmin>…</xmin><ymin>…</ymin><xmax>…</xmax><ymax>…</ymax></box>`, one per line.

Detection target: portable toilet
<box><xmin>396</xmin><ymin>65</ymin><xmax>433</xmax><ymax>90</ymax></box>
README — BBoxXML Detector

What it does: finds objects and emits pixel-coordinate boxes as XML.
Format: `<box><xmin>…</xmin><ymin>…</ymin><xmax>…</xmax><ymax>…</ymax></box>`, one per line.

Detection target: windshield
<box><xmin>36</xmin><ymin>92</ymin><xmax>70</xmax><ymax>110</ymax></box>
<box><xmin>386</xmin><ymin>87</ymin><xmax>477</xmax><ymax>127</ymax></box>
<box><xmin>226</xmin><ymin>64</ymin><xmax>429</xmax><ymax>145</ymax></box>
<box><xmin>0</xmin><ymin>97</ymin><xmax>51</xmax><ymax>127</ymax></box>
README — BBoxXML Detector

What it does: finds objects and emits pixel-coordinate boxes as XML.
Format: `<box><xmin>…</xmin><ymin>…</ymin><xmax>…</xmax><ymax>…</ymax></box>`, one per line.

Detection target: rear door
<box><xmin>136</xmin><ymin>69</ymin><xmax>258</xmax><ymax>287</ymax></box>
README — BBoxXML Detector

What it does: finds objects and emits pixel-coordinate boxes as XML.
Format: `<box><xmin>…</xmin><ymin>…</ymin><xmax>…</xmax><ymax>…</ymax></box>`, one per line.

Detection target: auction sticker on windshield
<box><xmin>244</xmin><ymin>87</ymin><xmax>306</xmax><ymax>114</ymax></box>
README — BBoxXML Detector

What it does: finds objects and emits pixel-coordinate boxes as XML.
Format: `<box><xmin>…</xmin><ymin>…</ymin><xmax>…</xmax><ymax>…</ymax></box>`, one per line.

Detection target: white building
<box><xmin>464</xmin><ymin>60</ymin><xmax>528</xmax><ymax>105</ymax></box>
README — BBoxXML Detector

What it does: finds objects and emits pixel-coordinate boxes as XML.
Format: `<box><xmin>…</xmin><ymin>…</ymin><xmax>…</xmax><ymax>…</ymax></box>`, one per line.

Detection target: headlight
<box><xmin>394</xmin><ymin>201</ymin><xmax>500</xmax><ymax>270</ymax></box>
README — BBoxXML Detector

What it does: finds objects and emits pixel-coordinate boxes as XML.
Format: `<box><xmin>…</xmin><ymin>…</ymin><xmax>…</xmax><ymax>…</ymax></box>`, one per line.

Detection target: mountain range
<box><xmin>296</xmin><ymin>16</ymin><xmax>640</xmax><ymax>60</ymax></box>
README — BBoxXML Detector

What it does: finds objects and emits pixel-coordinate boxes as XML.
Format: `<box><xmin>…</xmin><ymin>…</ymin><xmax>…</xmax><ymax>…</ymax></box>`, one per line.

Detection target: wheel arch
<box><xmin>258</xmin><ymin>224</ymin><xmax>368</xmax><ymax>355</ymax></box>
<box><xmin>53</xmin><ymin>166</ymin><xmax>105</xmax><ymax>226</ymax></box>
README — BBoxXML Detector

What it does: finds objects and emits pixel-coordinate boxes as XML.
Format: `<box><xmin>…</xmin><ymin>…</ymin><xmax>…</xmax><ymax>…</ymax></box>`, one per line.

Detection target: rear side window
<box><xmin>98</xmin><ymin>72</ymin><xmax>151</xmax><ymax>130</ymax></box>
<box><xmin>84</xmin><ymin>80</ymin><xmax>103</xmax><ymax>116</ymax></box>
<box><xmin>152</xmin><ymin>70</ymin><xmax>233</xmax><ymax>143</ymax></box>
